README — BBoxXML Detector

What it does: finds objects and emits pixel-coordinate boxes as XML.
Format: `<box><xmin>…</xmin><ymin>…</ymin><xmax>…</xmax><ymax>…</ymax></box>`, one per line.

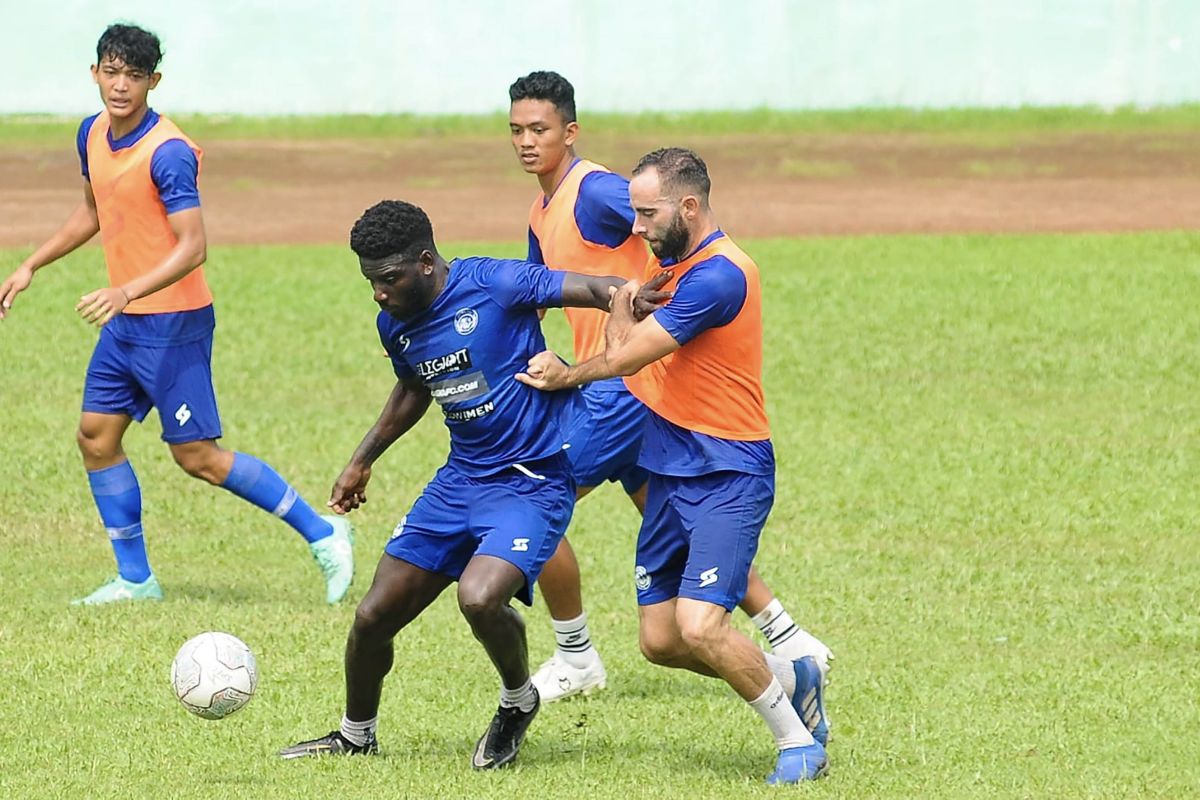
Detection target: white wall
<box><xmin>2</xmin><ymin>0</ymin><xmax>1196</xmax><ymax>114</ymax></box>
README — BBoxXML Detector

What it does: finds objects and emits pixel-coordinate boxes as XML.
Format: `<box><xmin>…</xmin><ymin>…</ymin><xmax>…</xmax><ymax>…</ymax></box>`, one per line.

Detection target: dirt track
<box><xmin>2</xmin><ymin>130</ymin><xmax>1197</xmax><ymax>246</ymax></box>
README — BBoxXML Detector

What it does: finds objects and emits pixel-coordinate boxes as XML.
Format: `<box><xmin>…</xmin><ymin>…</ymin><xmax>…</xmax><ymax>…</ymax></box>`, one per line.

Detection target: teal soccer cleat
<box><xmin>311</xmin><ymin>515</ymin><xmax>355</xmax><ymax>604</ymax></box>
<box><xmin>71</xmin><ymin>574</ymin><xmax>164</xmax><ymax>606</ymax></box>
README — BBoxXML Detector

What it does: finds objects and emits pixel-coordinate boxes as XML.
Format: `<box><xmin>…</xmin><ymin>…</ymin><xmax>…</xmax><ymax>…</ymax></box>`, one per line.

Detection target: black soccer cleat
<box><xmin>471</xmin><ymin>688</ymin><xmax>541</xmax><ymax>770</ymax></box>
<box><xmin>279</xmin><ymin>730</ymin><xmax>379</xmax><ymax>760</ymax></box>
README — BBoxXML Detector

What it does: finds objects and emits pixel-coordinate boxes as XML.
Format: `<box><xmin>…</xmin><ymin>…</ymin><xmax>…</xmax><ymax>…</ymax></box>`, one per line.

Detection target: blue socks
<box><xmin>87</xmin><ymin>461</ymin><xmax>151</xmax><ymax>583</ymax></box>
<box><xmin>221</xmin><ymin>452</ymin><xmax>332</xmax><ymax>543</ymax></box>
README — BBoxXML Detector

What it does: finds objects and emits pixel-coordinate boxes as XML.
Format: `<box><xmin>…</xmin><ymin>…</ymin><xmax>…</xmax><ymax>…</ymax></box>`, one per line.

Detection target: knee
<box><xmin>457</xmin><ymin>583</ymin><xmax>504</xmax><ymax>625</ymax></box>
<box><xmin>639</xmin><ymin>622</ymin><xmax>686</xmax><ymax>666</ymax></box>
<box><xmin>351</xmin><ymin>598</ymin><xmax>393</xmax><ymax>643</ymax></box>
<box><xmin>170</xmin><ymin>443</ymin><xmax>225</xmax><ymax>484</ymax></box>
<box><xmin>76</xmin><ymin>425</ymin><xmax>112</xmax><ymax>463</ymax></box>
<box><xmin>677</xmin><ymin>613</ymin><xmax>722</xmax><ymax>654</ymax></box>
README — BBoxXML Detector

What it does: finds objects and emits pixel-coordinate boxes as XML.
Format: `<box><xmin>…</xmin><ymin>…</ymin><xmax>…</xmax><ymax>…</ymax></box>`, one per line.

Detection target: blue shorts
<box><xmin>564</xmin><ymin>382</ymin><xmax>649</xmax><ymax>495</ymax></box>
<box><xmin>635</xmin><ymin>470</ymin><xmax>775</xmax><ymax>611</ymax></box>
<box><xmin>82</xmin><ymin>326</ymin><xmax>223</xmax><ymax>444</ymax></box>
<box><xmin>384</xmin><ymin>453</ymin><xmax>576</xmax><ymax>606</ymax></box>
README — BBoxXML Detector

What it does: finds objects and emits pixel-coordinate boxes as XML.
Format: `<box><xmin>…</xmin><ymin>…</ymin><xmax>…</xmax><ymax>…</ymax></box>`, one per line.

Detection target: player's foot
<box><xmin>70</xmin><ymin>574</ymin><xmax>163</xmax><ymax>606</ymax></box>
<box><xmin>530</xmin><ymin>652</ymin><xmax>607</xmax><ymax>702</ymax></box>
<box><xmin>771</xmin><ymin>629</ymin><xmax>834</xmax><ymax>678</ymax></box>
<box><xmin>765</xmin><ymin>742</ymin><xmax>828</xmax><ymax>784</ymax></box>
<box><xmin>311</xmin><ymin>515</ymin><xmax>355</xmax><ymax>604</ymax></box>
<box><xmin>792</xmin><ymin>655</ymin><xmax>829</xmax><ymax>746</ymax></box>
<box><xmin>279</xmin><ymin>730</ymin><xmax>378</xmax><ymax>759</ymax></box>
<box><xmin>471</xmin><ymin>690</ymin><xmax>540</xmax><ymax>770</ymax></box>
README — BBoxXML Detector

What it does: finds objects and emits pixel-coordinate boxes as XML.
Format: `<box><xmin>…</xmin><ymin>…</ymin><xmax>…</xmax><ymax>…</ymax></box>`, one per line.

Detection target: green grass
<box><xmin>2</xmin><ymin>104</ymin><xmax>1199</xmax><ymax>148</ymax></box>
<box><xmin>1</xmin><ymin>232</ymin><xmax>1198</xmax><ymax>798</ymax></box>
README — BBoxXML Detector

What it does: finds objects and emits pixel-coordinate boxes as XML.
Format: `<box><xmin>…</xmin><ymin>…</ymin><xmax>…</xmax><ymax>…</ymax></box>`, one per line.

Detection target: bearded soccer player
<box><xmin>0</xmin><ymin>23</ymin><xmax>354</xmax><ymax>605</ymax></box>
<box><xmin>280</xmin><ymin>200</ymin><xmax>669</xmax><ymax>768</ymax></box>
<box><xmin>517</xmin><ymin>148</ymin><xmax>830</xmax><ymax>783</ymax></box>
<box><xmin>509</xmin><ymin>71</ymin><xmax>831</xmax><ymax>702</ymax></box>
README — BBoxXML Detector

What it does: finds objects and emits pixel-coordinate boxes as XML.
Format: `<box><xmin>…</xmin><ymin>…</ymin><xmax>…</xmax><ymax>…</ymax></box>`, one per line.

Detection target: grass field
<box><xmin>1</xmin><ymin>232</ymin><xmax>1198</xmax><ymax>798</ymax></box>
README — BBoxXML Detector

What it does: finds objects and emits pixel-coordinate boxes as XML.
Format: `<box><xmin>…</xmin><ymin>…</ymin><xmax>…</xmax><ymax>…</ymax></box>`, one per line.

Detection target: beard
<box><xmin>648</xmin><ymin>211</ymin><xmax>691</xmax><ymax>261</ymax></box>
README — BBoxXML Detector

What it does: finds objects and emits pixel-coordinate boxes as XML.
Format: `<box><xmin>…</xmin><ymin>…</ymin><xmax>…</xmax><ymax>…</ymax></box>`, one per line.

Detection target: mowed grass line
<box><xmin>0</xmin><ymin>232</ymin><xmax>1197</xmax><ymax>799</ymax></box>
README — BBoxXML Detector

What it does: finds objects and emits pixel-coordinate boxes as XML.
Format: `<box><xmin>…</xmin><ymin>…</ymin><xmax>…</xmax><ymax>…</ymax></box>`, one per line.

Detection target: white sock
<box><xmin>751</xmin><ymin>599</ymin><xmax>832</xmax><ymax>663</ymax></box>
<box><xmin>748</xmin><ymin>677</ymin><xmax>814</xmax><ymax>750</ymax></box>
<box><xmin>763</xmin><ymin>652</ymin><xmax>797</xmax><ymax>698</ymax></box>
<box><xmin>500</xmin><ymin>679</ymin><xmax>538</xmax><ymax>712</ymax></box>
<box><xmin>552</xmin><ymin>612</ymin><xmax>598</xmax><ymax>669</ymax></box>
<box><xmin>340</xmin><ymin>714</ymin><xmax>377</xmax><ymax>747</ymax></box>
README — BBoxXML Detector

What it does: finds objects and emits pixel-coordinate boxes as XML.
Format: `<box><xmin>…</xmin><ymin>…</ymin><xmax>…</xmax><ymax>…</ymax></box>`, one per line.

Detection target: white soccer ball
<box><xmin>171</xmin><ymin>631</ymin><xmax>258</xmax><ymax>720</ymax></box>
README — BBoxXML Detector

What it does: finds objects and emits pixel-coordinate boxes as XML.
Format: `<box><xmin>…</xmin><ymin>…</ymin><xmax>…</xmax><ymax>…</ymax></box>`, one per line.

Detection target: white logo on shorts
<box><xmin>699</xmin><ymin>567</ymin><xmax>719</xmax><ymax>588</ymax></box>
<box><xmin>511</xmin><ymin>538</ymin><xmax>530</xmax><ymax>552</ymax></box>
<box><xmin>454</xmin><ymin>308</ymin><xmax>479</xmax><ymax>335</ymax></box>
<box><xmin>389</xmin><ymin>516</ymin><xmax>407</xmax><ymax>540</ymax></box>
<box><xmin>634</xmin><ymin>565</ymin><xmax>651</xmax><ymax>591</ymax></box>
<box><xmin>174</xmin><ymin>403</ymin><xmax>192</xmax><ymax>426</ymax></box>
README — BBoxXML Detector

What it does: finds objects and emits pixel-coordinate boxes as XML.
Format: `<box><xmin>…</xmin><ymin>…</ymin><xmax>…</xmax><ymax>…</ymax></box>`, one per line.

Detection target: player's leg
<box><xmin>467</xmin><ymin>457</ymin><xmax>574</xmax><ymax>768</ymax></box>
<box><xmin>530</xmin><ymin>483</ymin><xmax>608</xmax><ymax>702</ymax></box>
<box><xmin>741</xmin><ymin>568</ymin><xmax>834</xmax><ymax>671</ymax></box>
<box><xmin>73</xmin><ymin>329</ymin><xmax>162</xmax><ymax>605</ymax></box>
<box><xmin>280</xmin><ymin>553</ymin><xmax>452</xmax><ymax>758</ymax></box>
<box><xmin>154</xmin><ymin>336</ymin><xmax>353</xmax><ymax>603</ymax></box>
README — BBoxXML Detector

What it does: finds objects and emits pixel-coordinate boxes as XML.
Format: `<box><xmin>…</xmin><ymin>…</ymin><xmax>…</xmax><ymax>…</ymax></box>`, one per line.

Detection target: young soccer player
<box><xmin>508</xmin><ymin>71</ymin><xmax>832</xmax><ymax>701</ymax></box>
<box><xmin>518</xmin><ymin>148</ymin><xmax>831</xmax><ymax>783</ymax></box>
<box><xmin>0</xmin><ymin>23</ymin><xmax>354</xmax><ymax>605</ymax></box>
<box><xmin>280</xmin><ymin>200</ymin><xmax>669</xmax><ymax>768</ymax></box>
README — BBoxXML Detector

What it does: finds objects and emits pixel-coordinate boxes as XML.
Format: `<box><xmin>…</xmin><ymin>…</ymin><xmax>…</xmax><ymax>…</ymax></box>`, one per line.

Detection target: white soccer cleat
<box><xmin>771</xmin><ymin>630</ymin><xmax>835</xmax><ymax>679</ymax></box>
<box><xmin>530</xmin><ymin>652</ymin><xmax>607</xmax><ymax>703</ymax></box>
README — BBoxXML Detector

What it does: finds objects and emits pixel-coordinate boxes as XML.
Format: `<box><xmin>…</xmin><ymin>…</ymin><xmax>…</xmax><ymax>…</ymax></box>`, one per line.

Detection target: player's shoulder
<box><xmin>679</xmin><ymin>255</ymin><xmax>747</xmax><ymax>294</ymax></box>
<box><xmin>77</xmin><ymin>112</ymin><xmax>102</xmax><ymax>141</ymax></box>
<box><xmin>579</xmin><ymin>168</ymin><xmax>630</xmax><ymax>198</ymax></box>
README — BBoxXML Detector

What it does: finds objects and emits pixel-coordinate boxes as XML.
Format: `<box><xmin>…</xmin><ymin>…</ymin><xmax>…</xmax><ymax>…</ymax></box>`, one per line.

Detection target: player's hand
<box><xmin>0</xmin><ymin>265</ymin><xmax>34</xmax><ymax>321</ymax></box>
<box><xmin>329</xmin><ymin>462</ymin><xmax>372</xmax><ymax>514</ymax></box>
<box><xmin>515</xmin><ymin>350</ymin><xmax>571</xmax><ymax>391</ymax></box>
<box><xmin>632</xmin><ymin>269</ymin><xmax>674</xmax><ymax>321</ymax></box>
<box><xmin>76</xmin><ymin>286</ymin><xmax>129</xmax><ymax>327</ymax></box>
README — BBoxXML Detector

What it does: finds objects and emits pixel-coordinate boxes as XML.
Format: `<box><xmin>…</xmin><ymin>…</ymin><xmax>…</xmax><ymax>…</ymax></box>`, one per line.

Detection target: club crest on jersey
<box><xmin>454</xmin><ymin>308</ymin><xmax>479</xmax><ymax>335</ymax></box>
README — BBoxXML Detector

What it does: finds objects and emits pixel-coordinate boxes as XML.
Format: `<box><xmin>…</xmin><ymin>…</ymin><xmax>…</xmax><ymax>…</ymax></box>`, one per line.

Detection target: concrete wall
<box><xmin>2</xmin><ymin>0</ymin><xmax>1196</xmax><ymax>114</ymax></box>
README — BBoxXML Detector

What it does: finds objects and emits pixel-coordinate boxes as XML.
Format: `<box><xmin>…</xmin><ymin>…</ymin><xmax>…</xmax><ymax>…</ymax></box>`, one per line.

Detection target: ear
<box><xmin>419</xmin><ymin>250</ymin><xmax>436</xmax><ymax>273</ymax></box>
<box><xmin>91</xmin><ymin>64</ymin><xmax>100</xmax><ymax>85</ymax></box>
<box><xmin>149</xmin><ymin>72</ymin><xmax>162</xmax><ymax>90</ymax></box>
<box><xmin>563</xmin><ymin>120</ymin><xmax>580</xmax><ymax>148</ymax></box>
<box><xmin>680</xmin><ymin>194</ymin><xmax>701</xmax><ymax>220</ymax></box>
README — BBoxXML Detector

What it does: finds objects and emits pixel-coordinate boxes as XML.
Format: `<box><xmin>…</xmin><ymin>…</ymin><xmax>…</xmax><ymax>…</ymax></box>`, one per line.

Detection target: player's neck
<box><xmin>108</xmin><ymin>104</ymin><xmax>151</xmax><ymax>140</ymax></box>
<box><xmin>681</xmin><ymin>218</ymin><xmax>720</xmax><ymax>261</ymax></box>
<box><xmin>538</xmin><ymin>151</ymin><xmax>579</xmax><ymax>198</ymax></box>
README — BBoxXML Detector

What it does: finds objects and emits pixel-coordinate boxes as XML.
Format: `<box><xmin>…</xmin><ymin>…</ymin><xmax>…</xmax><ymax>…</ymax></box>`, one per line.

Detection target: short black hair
<box><xmin>349</xmin><ymin>200</ymin><xmax>436</xmax><ymax>261</ymax></box>
<box><xmin>96</xmin><ymin>23</ymin><xmax>163</xmax><ymax>74</ymax></box>
<box><xmin>508</xmin><ymin>71</ymin><xmax>577</xmax><ymax>124</ymax></box>
<box><xmin>633</xmin><ymin>147</ymin><xmax>711</xmax><ymax>203</ymax></box>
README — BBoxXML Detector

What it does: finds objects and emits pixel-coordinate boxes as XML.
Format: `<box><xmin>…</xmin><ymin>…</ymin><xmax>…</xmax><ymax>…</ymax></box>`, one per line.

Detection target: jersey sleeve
<box><xmin>575</xmin><ymin>171</ymin><xmax>635</xmax><ymax>248</ymax></box>
<box><xmin>651</xmin><ymin>256</ymin><xmax>747</xmax><ymax>345</ymax></box>
<box><xmin>468</xmin><ymin>256</ymin><xmax>567</xmax><ymax>310</ymax></box>
<box><xmin>149</xmin><ymin>139</ymin><xmax>201</xmax><ymax>214</ymax></box>
<box><xmin>77</xmin><ymin>114</ymin><xmax>100</xmax><ymax>180</ymax></box>
<box><xmin>527</xmin><ymin>227</ymin><xmax>545</xmax><ymax>264</ymax></box>
<box><xmin>376</xmin><ymin>313</ymin><xmax>415</xmax><ymax>380</ymax></box>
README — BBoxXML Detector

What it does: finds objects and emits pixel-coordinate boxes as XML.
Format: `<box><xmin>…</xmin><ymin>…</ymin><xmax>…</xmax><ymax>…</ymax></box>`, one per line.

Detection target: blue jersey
<box><xmin>377</xmin><ymin>256</ymin><xmax>584</xmax><ymax>477</ymax></box>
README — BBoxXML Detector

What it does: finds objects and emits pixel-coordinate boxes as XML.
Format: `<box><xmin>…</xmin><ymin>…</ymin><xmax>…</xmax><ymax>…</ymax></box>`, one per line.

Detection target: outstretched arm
<box><xmin>0</xmin><ymin>179</ymin><xmax>100</xmax><ymax>320</ymax></box>
<box><xmin>328</xmin><ymin>376</ymin><xmax>432</xmax><ymax>514</ymax></box>
<box><xmin>558</xmin><ymin>269</ymin><xmax>674</xmax><ymax>317</ymax></box>
<box><xmin>516</xmin><ymin>278</ymin><xmax>681</xmax><ymax>391</ymax></box>
<box><xmin>76</xmin><ymin>205</ymin><xmax>208</xmax><ymax>326</ymax></box>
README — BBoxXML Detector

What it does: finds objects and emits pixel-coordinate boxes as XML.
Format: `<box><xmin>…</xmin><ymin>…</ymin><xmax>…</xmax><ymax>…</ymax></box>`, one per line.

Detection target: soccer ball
<box><xmin>170</xmin><ymin>631</ymin><xmax>258</xmax><ymax>720</ymax></box>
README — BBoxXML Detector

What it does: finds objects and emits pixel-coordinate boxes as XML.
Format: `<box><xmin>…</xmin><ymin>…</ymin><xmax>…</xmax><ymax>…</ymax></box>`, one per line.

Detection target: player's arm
<box><xmin>0</xmin><ymin>179</ymin><xmax>100</xmax><ymax>320</ymax></box>
<box><xmin>516</xmin><ymin>279</ymin><xmax>680</xmax><ymax>390</ymax></box>
<box><xmin>557</xmin><ymin>270</ymin><xmax>673</xmax><ymax>314</ymax></box>
<box><xmin>328</xmin><ymin>375</ymin><xmax>432</xmax><ymax>514</ymax></box>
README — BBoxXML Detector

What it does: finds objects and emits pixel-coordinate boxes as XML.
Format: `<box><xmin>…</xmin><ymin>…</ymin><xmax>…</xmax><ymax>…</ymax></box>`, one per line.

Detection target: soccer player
<box><xmin>0</xmin><ymin>24</ymin><xmax>354</xmax><ymax>605</ymax></box>
<box><xmin>508</xmin><ymin>71</ymin><xmax>832</xmax><ymax>702</ymax></box>
<box><xmin>517</xmin><ymin>148</ymin><xmax>829</xmax><ymax>783</ymax></box>
<box><xmin>279</xmin><ymin>201</ymin><xmax>669</xmax><ymax>768</ymax></box>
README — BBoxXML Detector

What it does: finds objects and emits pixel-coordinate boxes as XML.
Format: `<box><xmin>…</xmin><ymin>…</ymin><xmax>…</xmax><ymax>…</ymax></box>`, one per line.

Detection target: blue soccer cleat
<box><xmin>792</xmin><ymin>655</ymin><xmax>829</xmax><ymax>746</ymax></box>
<box><xmin>765</xmin><ymin>742</ymin><xmax>828</xmax><ymax>784</ymax></box>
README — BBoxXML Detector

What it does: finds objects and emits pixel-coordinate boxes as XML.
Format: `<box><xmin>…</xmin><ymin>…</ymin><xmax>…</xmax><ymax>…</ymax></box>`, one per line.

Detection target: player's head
<box><xmin>350</xmin><ymin>200</ymin><xmax>443</xmax><ymax>321</ymax></box>
<box><xmin>629</xmin><ymin>148</ymin><xmax>712</xmax><ymax>261</ymax></box>
<box><xmin>508</xmin><ymin>71</ymin><xmax>579</xmax><ymax>177</ymax></box>
<box><xmin>92</xmin><ymin>24</ymin><xmax>163</xmax><ymax>121</ymax></box>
